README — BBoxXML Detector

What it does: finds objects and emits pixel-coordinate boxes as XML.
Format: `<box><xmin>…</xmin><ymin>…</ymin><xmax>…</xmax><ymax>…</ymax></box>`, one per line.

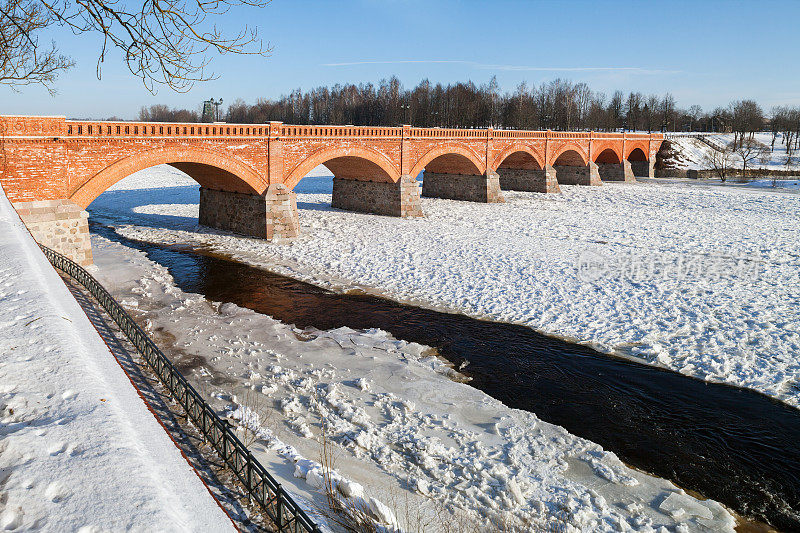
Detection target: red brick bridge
<box><xmin>0</xmin><ymin>115</ymin><xmax>662</xmax><ymax>265</ymax></box>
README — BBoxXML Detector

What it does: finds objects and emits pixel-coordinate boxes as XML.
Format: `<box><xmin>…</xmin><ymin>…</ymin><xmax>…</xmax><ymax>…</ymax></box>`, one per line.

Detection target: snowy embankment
<box><xmin>668</xmin><ymin>132</ymin><xmax>800</xmax><ymax>171</ymax></box>
<box><xmin>0</xmin><ymin>185</ymin><xmax>235</xmax><ymax>531</ymax></box>
<box><xmin>97</xmin><ymin>166</ymin><xmax>800</xmax><ymax>409</ymax></box>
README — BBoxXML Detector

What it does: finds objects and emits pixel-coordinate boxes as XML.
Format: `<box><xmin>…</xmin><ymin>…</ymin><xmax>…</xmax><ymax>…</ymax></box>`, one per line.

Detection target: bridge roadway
<box><xmin>0</xmin><ymin>115</ymin><xmax>663</xmax><ymax>265</ymax></box>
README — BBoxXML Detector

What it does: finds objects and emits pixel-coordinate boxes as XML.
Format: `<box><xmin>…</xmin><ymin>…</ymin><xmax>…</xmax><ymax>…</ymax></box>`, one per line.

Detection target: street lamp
<box><xmin>210</xmin><ymin>98</ymin><xmax>223</xmax><ymax>122</ymax></box>
<box><xmin>400</xmin><ymin>103</ymin><xmax>411</xmax><ymax>124</ymax></box>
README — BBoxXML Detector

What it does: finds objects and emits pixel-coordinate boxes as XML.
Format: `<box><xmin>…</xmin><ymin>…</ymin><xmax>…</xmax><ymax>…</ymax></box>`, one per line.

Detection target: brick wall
<box><xmin>13</xmin><ymin>200</ymin><xmax>92</xmax><ymax>266</ymax></box>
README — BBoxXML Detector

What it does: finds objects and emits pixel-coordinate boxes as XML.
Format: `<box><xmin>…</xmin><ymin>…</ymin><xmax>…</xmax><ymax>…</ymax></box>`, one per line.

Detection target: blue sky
<box><xmin>5</xmin><ymin>0</ymin><xmax>800</xmax><ymax>119</ymax></box>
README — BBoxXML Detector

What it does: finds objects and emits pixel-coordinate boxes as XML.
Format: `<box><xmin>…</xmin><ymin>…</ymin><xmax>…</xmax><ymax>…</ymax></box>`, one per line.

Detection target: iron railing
<box><xmin>40</xmin><ymin>245</ymin><xmax>320</xmax><ymax>533</ymax></box>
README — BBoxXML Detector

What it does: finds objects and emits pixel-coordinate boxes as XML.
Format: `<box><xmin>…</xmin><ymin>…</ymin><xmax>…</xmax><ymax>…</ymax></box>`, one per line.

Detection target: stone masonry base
<box><xmin>13</xmin><ymin>199</ymin><xmax>93</xmax><ymax>266</ymax></box>
<box><xmin>631</xmin><ymin>160</ymin><xmax>655</xmax><ymax>178</ymax></box>
<box><xmin>199</xmin><ymin>184</ymin><xmax>300</xmax><ymax>241</ymax></box>
<box><xmin>331</xmin><ymin>175</ymin><xmax>423</xmax><ymax>217</ymax></box>
<box><xmin>598</xmin><ymin>161</ymin><xmax>636</xmax><ymax>182</ymax></box>
<box><xmin>422</xmin><ymin>171</ymin><xmax>505</xmax><ymax>203</ymax></box>
<box><xmin>497</xmin><ymin>166</ymin><xmax>561</xmax><ymax>193</ymax></box>
<box><xmin>554</xmin><ymin>162</ymin><xmax>602</xmax><ymax>186</ymax></box>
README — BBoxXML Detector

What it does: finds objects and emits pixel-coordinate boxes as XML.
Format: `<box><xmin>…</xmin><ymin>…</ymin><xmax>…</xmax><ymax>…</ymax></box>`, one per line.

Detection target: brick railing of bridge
<box><xmin>1</xmin><ymin>115</ymin><xmax>663</xmax><ymax>264</ymax></box>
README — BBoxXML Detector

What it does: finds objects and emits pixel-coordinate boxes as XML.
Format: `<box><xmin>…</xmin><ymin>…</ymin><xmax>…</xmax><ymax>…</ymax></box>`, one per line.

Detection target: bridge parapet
<box><xmin>490</xmin><ymin>130</ymin><xmax>547</xmax><ymax>139</ymax></box>
<box><xmin>64</xmin><ymin>121</ymin><xmax>272</xmax><ymax>138</ymax></box>
<box><xmin>281</xmin><ymin>125</ymin><xmax>402</xmax><ymax>138</ymax></box>
<box><xmin>1</xmin><ymin>115</ymin><xmax>663</xmax><ymax>144</ymax></box>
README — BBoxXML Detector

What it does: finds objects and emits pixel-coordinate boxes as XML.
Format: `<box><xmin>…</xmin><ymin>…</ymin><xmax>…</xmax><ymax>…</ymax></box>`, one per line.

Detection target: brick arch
<box><xmin>625</xmin><ymin>142</ymin><xmax>650</xmax><ymax>161</ymax></box>
<box><xmin>491</xmin><ymin>144</ymin><xmax>544</xmax><ymax>171</ymax></box>
<box><xmin>552</xmin><ymin>143</ymin><xmax>589</xmax><ymax>166</ymax></box>
<box><xmin>626</xmin><ymin>146</ymin><xmax>649</xmax><ymax>161</ymax></box>
<box><xmin>70</xmin><ymin>147</ymin><xmax>267</xmax><ymax>208</ymax></box>
<box><xmin>284</xmin><ymin>146</ymin><xmax>400</xmax><ymax>190</ymax></box>
<box><xmin>409</xmin><ymin>144</ymin><xmax>486</xmax><ymax>178</ymax></box>
<box><xmin>594</xmin><ymin>147</ymin><xmax>622</xmax><ymax>164</ymax></box>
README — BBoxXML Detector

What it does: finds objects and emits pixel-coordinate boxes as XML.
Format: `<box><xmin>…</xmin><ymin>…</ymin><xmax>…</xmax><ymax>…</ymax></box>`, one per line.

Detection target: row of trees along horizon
<box><xmin>135</xmin><ymin>76</ymin><xmax>800</xmax><ymax>141</ymax></box>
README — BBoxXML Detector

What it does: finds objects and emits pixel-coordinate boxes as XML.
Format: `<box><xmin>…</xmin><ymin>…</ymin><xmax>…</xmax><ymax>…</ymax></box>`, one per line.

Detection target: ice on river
<box><xmin>96</xmin><ymin>165</ymin><xmax>800</xmax><ymax>408</ymax></box>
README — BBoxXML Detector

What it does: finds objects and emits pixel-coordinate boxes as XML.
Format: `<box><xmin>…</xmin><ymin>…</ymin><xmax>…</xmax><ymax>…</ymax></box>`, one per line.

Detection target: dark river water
<box><xmin>91</xmin><ymin>220</ymin><xmax>800</xmax><ymax>530</ymax></box>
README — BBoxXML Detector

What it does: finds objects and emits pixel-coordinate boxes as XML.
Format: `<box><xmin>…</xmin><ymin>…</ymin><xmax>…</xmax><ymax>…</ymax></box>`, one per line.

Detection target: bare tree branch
<box><xmin>0</xmin><ymin>0</ymin><xmax>74</xmax><ymax>94</ymax></box>
<box><xmin>1</xmin><ymin>0</ymin><xmax>271</xmax><ymax>93</ymax></box>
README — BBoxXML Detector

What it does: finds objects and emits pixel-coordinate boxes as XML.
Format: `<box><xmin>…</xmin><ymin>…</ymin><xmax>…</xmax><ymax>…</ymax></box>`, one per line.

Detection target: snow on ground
<box><xmin>94</xmin><ymin>166</ymin><xmax>800</xmax><ymax>409</ymax></box>
<box><xmin>0</xmin><ymin>185</ymin><xmax>235</xmax><ymax>531</ymax></box>
<box><xmin>668</xmin><ymin>133</ymin><xmax>800</xmax><ymax>171</ymax></box>
<box><xmin>89</xmin><ymin>228</ymin><xmax>737</xmax><ymax>532</ymax></box>
<box><xmin>665</xmin><ymin>137</ymin><xmax>711</xmax><ymax>170</ymax></box>
<box><xmin>743</xmin><ymin>178</ymin><xmax>800</xmax><ymax>190</ymax></box>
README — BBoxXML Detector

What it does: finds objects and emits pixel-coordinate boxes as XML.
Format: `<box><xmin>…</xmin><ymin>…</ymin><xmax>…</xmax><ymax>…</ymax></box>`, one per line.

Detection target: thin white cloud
<box><xmin>321</xmin><ymin>60</ymin><xmax>680</xmax><ymax>75</ymax></box>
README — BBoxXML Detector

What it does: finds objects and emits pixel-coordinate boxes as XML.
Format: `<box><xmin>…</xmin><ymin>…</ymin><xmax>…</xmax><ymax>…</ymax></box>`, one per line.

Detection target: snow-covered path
<box><xmin>0</xmin><ymin>185</ymin><xmax>235</xmax><ymax>531</ymax></box>
<box><xmin>98</xmin><ymin>167</ymin><xmax>800</xmax><ymax>408</ymax></box>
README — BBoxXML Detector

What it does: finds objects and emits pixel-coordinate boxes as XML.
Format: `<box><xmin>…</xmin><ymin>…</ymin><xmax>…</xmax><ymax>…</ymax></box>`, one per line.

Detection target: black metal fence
<box><xmin>40</xmin><ymin>245</ymin><xmax>320</xmax><ymax>533</ymax></box>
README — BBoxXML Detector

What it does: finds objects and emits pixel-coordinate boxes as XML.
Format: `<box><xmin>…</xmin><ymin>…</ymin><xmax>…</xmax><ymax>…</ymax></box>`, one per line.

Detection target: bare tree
<box><xmin>702</xmin><ymin>143</ymin><xmax>735</xmax><ymax>181</ymax></box>
<box><xmin>687</xmin><ymin>105</ymin><xmax>703</xmax><ymax>132</ymax></box>
<box><xmin>733</xmin><ymin>138</ymin><xmax>770</xmax><ymax>178</ymax></box>
<box><xmin>1</xmin><ymin>0</ymin><xmax>271</xmax><ymax>93</ymax></box>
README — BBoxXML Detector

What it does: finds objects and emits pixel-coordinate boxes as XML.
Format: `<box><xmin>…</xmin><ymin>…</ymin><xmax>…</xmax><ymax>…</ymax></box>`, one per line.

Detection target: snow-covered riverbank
<box><xmin>0</xmin><ymin>185</ymin><xmax>235</xmax><ymax>531</ymax></box>
<box><xmin>94</xmin><ymin>166</ymin><xmax>800</xmax><ymax>408</ymax></box>
<box><xmin>667</xmin><ymin>133</ymin><xmax>800</xmax><ymax>171</ymax></box>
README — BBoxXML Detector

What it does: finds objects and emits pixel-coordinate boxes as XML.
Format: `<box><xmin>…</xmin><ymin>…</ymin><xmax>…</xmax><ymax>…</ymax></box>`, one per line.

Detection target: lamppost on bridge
<box><xmin>400</xmin><ymin>102</ymin><xmax>411</xmax><ymax>125</ymax></box>
<box><xmin>210</xmin><ymin>98</ymin><xmax>223</xmax><ymax>122</ymax></box>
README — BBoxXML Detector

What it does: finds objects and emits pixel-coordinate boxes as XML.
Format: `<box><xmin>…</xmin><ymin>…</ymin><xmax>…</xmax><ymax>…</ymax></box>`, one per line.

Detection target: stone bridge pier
<box><xmin>422</xmin><ymin>171</ymin><xmax>504</xmax><ymax>203</ymax></box>
<box><xmin>331</xmin><ymin>175</ymin><xmax>422</xmax><ymax>217</ymax></box>
<box><xmin>198</xmin><ymin>184</ymin><xmax>300</xmax><ymax>241</ymax></box>
<box><xmin>496</xmin><ymin>166</ymin><xmax>559</xmax><ymax>193</ymax></box>
<box><xmin>593</xmin><ymin>147</ymin><xmax>635</xmax><ymax>182</ymax></box>
<box><xmin>420</xmin><ymin>152</ymin><xmax>504</xmax><ymax>203</ymax></box>
<box><xmin>494</xmin><ymin>150</ymin><xmax>560</xmax><ymax>193</ymax></box>
<box><xmin>550</xmin><ymin>149</ymin><xmax>600</xmax><ymax>186</ymax></box>
<box><xmin>13</xmin><ymin>200</ymin><xmax>93</xmax><ymax>266</ymax></box>
<box><xmin>597</xmin><ymin>160</ymin><xmax>635</xmax><ymax>181</ymax></box>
